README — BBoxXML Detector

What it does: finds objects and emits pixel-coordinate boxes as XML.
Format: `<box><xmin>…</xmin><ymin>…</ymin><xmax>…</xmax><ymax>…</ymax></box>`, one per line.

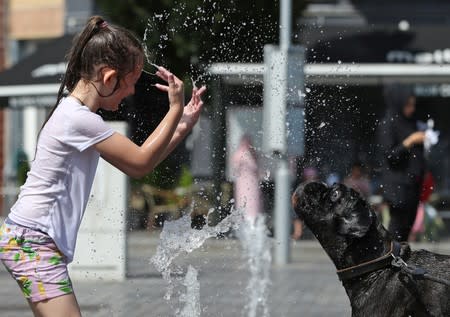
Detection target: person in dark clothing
<box><xmin>377</xmin><ymin>84</ymin><xmax>426</xmax><ymax>242</ymax></box>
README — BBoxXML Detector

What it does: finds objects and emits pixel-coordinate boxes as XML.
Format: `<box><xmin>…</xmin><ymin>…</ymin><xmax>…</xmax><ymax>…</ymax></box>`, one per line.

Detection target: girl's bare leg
<box><xmin>29</xmin><ymin>293</ymin><xmax>82</xmax><ymax>317</ymax></box>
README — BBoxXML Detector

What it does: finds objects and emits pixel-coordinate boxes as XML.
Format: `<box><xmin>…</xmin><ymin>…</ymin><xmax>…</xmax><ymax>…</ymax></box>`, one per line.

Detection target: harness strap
<box><xmin>337</xmin><ymin>241</ymin><xmax>450</xmax><ymax>287</ymax></box>
<box><xmin>337</xmin><ymin>241</ymin><xmax>401</xmax><ymax>281</ymax></box>
<box><xmin>392</xmin><ymin>255</ymin><xmax>450</xmax><ymax>287</ymax></box>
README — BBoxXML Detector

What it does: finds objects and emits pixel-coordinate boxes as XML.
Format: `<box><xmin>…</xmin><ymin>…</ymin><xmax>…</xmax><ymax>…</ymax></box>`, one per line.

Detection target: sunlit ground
<box><xmin>1</xmin><ymin>227</ymin><xmax>449</xmax><ymax>317</ymax></box>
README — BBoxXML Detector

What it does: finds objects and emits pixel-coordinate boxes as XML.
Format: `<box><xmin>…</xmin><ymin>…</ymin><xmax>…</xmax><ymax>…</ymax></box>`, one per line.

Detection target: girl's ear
<box><xmin>102</xmin><ymin>67</ymin><xmax>118</xmax><ymax>87</ymax></box>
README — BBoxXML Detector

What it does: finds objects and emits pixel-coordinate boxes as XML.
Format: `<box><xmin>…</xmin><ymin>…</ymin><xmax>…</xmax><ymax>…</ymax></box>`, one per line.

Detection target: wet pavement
<box><xmin>1</xmin><ymin>229</ymin><xmax>449</xmax><ymax>317</ymax></box>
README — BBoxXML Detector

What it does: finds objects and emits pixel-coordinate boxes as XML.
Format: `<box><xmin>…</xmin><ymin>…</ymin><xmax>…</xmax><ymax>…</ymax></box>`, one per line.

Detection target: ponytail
<box><xmin>40</xmin><ymin>15</ymin><xmax>144</xmax><ymax>131</ymax></box>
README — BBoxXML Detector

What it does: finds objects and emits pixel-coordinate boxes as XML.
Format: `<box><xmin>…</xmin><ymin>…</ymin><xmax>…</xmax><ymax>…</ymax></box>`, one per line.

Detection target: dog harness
<box><xmin>337</xmin><ymin>241</ymin><xmax>450</xmax><ymax>287</ymax></box>
<box><xmin>336</xmin><ymin>241</ymin><xmax>402</xmax><ymax>281</ymax></box>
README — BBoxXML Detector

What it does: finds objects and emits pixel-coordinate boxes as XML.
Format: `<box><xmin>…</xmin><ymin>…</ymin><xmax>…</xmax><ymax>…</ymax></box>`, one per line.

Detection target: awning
<box><xmin>299</xmin><ymin>25</ymin><xmax>450</xmax><ymax>64</ymax></box>
<box><xmin>0</xmin><ymin>35</ymin><xmax>72</xmax><ymax>108</ymax></box>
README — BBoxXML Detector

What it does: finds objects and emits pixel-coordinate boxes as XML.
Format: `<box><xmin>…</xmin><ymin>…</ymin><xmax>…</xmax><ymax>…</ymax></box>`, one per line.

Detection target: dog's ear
<box><xmin>337</xmin><ymin>205</ymin><xmax>374</xmax><ymax>238</ymax></box>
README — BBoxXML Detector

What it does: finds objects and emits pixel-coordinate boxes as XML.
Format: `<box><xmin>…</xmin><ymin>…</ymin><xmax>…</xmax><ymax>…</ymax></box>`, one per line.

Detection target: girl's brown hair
<box><xmin>44</xmin><ymin>15</ymin><xmax>144</xmax><ymax>126</ymax></box>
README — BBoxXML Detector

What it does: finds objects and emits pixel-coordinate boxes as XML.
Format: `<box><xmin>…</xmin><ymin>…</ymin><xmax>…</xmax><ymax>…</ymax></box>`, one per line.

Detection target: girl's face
<box><xmin>100</xmin><ymin>64</ymin><xmax>143</xmax><ymax>112</ymax></box>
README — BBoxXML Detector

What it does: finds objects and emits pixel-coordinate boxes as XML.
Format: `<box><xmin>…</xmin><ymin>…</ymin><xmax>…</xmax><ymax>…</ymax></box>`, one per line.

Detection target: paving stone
<box><xmin>0</xmin><ymin>231</ymin><xmax>448</xmax><ymax>316</ymax></box>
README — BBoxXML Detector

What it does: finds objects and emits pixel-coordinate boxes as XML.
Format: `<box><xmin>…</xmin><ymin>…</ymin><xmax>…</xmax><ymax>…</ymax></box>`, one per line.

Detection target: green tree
<box><xmin>95</xmin><ymin>0</ymin><xmax>306</xmax><ymax>77</ymax></box>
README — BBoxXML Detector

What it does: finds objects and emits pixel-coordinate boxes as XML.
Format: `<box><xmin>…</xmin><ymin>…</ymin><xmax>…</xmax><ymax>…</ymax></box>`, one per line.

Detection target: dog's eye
<box><xmin>331</xmin><ymin>189</ymin><xmax>341</xmax><ymax>202</ymax></box>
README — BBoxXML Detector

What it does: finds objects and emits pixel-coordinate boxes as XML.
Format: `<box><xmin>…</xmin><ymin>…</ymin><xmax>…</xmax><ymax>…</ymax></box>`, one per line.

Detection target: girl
<box><xmin>0</xmin><ymin>16</ymin><xmax>206</xmax><ymax>316</ymax></box>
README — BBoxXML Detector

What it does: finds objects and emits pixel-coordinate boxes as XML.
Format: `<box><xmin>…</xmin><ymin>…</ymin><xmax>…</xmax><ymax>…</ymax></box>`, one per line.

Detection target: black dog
<box><xmin>292</xmin><ymin>182</ymin><xmax>450</xmax><ymax>317</ymax></box>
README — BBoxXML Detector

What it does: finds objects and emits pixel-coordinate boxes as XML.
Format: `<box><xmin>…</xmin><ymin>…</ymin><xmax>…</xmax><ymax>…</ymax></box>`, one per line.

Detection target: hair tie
<box><xmin>100</xmin><ymin>21</ymin><xmax>108</xmax><ymax>29</ymax></box>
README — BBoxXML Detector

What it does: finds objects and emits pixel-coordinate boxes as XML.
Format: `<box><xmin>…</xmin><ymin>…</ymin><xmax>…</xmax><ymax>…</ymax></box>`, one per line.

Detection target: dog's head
<box><xmin>292</xmin><ymin>182</ymin><xmax>374</xmax><ymax>238</ymax></box>
<box><xmin>292</xmin><ymin>182</ymin><xmax>387</xmax><ymax>268</ymax></box>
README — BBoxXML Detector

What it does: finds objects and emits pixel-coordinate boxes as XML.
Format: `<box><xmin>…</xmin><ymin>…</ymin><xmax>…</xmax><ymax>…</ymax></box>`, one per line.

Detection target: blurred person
<box><xmin>231</xmin><ymin>134</ymin><xmax>263</xmax><ymax>223</ymax></box>
<box><xmin>343</xmin><ymin>161</ymin><xmax>371</xmax><ymax>198</ymax></box>
<box><xmin>302</xmin><ymin>166</ymin><xmax>319</xmax><ymax>182</ymax></box>
<box><xmin>409</xmin><ymin>171</ymin><xmax>433</xmax><ymax>241</ymax></box>
<box><xmin>377</xmin><ymin>84</ymin><xmax>426</xmax><ymax>242</ymax></box>
<box><xmin>0</xmin><ymin>16</ymin><xmax>206</xmax><ymax>317</ymax></box>
<box><xmin>409</xmin><ymin>171</ymin><xmax>445</xmax><ymax>242</ymax></box>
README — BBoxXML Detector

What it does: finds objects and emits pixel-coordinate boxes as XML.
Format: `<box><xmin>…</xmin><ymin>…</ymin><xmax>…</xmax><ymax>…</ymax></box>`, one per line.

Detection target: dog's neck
<box><xmin>338</xmin><ymin>221</ymin><xmax>392</xmax><ymax>270</ymax></box>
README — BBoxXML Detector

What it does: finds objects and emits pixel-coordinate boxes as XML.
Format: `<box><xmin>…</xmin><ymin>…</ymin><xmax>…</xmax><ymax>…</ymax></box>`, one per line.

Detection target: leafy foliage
<box><xmin>96</xmin><ymin>0</ymin><xmax>306</xmax><ymax>77</ymax></box>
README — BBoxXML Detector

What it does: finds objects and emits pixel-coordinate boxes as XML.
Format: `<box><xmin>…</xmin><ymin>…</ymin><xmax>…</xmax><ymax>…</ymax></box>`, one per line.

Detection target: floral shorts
<box><xmin>0</xmin><ymin>218</ymin><xmax>73</xmax><ymax>302</ymax></box>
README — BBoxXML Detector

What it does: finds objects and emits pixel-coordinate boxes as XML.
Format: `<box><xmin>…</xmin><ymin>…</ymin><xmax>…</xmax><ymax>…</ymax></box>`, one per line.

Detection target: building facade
<box><xmin>1</xmin><ymin>0</ymin><xmax>94</xmax><ymax>216</ymax></box>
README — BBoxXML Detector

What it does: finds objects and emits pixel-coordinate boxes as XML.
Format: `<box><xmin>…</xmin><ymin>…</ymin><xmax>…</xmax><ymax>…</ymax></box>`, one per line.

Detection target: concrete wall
<box><xmin>69</xmin><ymin>122</ymin><xmax>128</xmax><ymax>281</ymax></box>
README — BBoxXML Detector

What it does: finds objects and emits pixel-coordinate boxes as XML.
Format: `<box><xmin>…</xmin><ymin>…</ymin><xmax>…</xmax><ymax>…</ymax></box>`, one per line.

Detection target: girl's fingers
<box><xmin>158</xmin><ymin>66</ymin><xmax>170</xmax><ymax>74</ymax></box>
<box><xmin>155</xmin><ymin>66</ymin><xmax>172</xmax><ymax>82</ymax></box>
<box><xmin>156</xmin><ymin>73</ymin><xmax>181</xmax><ymax>90</ymax></box>
<box><xmin>192</xmin><ymin>87</ymin><xmax>198</xmax><ymax>102</ymax></box>
<box><xmin>196</xmin><ymin>86</ymin><xmax>207</xmax><ymax>96</ymax></box>
<box><xmin>196</xmin><ymin>86</ymin><xmax>206</xmax><ymax>104</ymax></box>
<box><xmin>156</xmin><ymin>70</ymin><xmax>168</xmax><ymax>82</ymax></box>
<box><xmin>154</xmin><ymin>83</ymin><xmax>169</xmax><ymax>92</ymax></box>
<box><xmin>167</xmin><ymin>73</ymin><xmax>175</xmax><ymax>86</ymax></box>
<box><xmin>188</xmin><ymin>85</ymin><xmax>206</xmax><ymax>107</ymax></box>
<box><xmin>156</xmin><ymin>66</ymin><xmax>183</xmax><ymax>86</ymax></box>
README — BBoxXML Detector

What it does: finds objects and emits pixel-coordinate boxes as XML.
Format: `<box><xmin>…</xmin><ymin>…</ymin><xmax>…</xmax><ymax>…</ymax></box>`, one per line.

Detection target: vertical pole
<box><xmin>23</xmin><ymin>106</ymin><xmax>39</xmax><ymax>159</ymax></box>
<box><xmin>280</xmin><ymin>0</ymin><xmax>292</xmax><ymax>50</ymax></box>
<box><xmin>210</xmin><ymin>77</ymin><xmax>226</xmax><ymax>226</ymax></box>
<box><xmin>274</xmin><ymin>156</ymin><xmax>292</xmax><ymax>265</ymax></box>
<box><xmin>273</xmin><ymin>0</ymin><xmax>292</xmax><ymax>265</ymax></box>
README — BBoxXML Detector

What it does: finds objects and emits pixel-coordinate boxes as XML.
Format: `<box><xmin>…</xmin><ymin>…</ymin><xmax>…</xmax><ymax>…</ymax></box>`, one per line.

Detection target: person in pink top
<box><xmin>231</xmin><ymin>135</ymin><xmax>263</xmax><ymax>223</ymax></box>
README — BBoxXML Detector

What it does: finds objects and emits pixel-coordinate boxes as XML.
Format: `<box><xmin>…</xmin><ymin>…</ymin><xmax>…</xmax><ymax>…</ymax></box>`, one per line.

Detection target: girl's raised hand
<box><xmin>179</xmin><ymin>85</ymin><xmax>207</xmax><ymax>134</ymax></box>
<box><xmin>154</xmin><ymin>66</ymin><xmax>185</xmax><ymax>109</ymax></box>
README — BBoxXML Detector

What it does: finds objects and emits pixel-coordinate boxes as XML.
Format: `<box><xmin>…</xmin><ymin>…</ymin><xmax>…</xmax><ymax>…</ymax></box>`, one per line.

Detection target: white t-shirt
<box><xmin>9</xmin><ymin>96</ymin><xmax>114</xmax><ymax>262</ymax></box>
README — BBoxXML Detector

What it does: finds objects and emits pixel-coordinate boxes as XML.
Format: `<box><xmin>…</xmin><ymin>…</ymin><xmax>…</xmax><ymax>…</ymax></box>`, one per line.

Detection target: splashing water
<box><xmin>151</xmin><ymin>206</ymin><xmax>244</xmax><ymax>301</ymax></box>
<box><xmin>141</xmin><ymin>2</ymin><xmax>279</xmax><ymax>85</ymax></box>
<box><xmin>237</xmin><ymin>215</ymin><xmax>272</xmax><ymax>317</ymax></box>
<box><xmin>151</xmin><ymin>203</ymin><xmax>273</xmax><ymax>317</ymax></box>
<box><xmin>178</xmin><ymin>265</ymin><xmax>201</xmax><ymax>317</ymax></box>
